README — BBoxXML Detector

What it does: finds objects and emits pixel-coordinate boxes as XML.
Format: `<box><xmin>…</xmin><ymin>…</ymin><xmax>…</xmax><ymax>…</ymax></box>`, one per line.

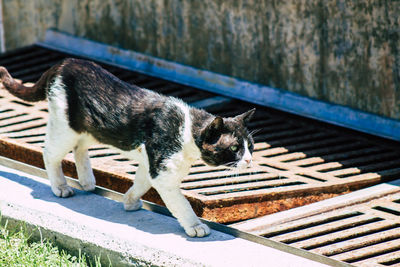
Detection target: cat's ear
<box><xmin>209</xmin><ymin>116</ymin><xmax>224</xmax><ymax>130</ymax></box>
<box><xmin>203</xmin><ymin>116</ymin><xmax>224</xmax><ymax>142</ymax></box>
<box><xmin>235</xmin><ymin>108</ymin><xmax>256</xmax><ymax>125</ymax></box>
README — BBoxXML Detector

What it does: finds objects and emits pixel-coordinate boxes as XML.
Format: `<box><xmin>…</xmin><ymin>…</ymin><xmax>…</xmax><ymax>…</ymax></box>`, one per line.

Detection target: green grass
<box><xmin>0</xmin><ymin>221</ymin><xmax>102</xmax><ymax>266</ymax></box>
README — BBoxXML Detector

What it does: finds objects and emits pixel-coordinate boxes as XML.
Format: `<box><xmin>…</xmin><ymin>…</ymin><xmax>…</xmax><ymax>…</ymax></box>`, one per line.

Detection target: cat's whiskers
<box><xmin>224</xmin><ymin>161</ymin><xmax>237</xmax><ymax>169</ymax></box>
<box><xmin>248</xmin><ymin>129</ymin><xmax>261</xmax><ymax>139</ymax></box>
<box><xmin>223</xmin><ymin>161</ymin><xmax>240</xmax><ymax>185</ymax></box>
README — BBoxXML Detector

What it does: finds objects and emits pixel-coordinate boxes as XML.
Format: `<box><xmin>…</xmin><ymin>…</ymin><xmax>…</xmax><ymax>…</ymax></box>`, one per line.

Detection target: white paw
<box><xmin>52</xmin><ymin>185</ymin><xmax>74</xmax><ymax>198</ymax></box>
<box><xmin>80</xmin><ymin>182</ymin><xmax>96</xmax><ymax>191</ymax></box>
<box><xmin>184</xmin><ymin>223</ymin><xmax>211</xmax><ymax>237</ymax></box>
<box><xmin>124</xmin><ymin>199</ymin><xmax>143</xmax><ymax>211</ymax></box>
<box><xmin>79</xmin><ymin>174</ymin><xmax>96</xmax><ymax>191</ymax></box>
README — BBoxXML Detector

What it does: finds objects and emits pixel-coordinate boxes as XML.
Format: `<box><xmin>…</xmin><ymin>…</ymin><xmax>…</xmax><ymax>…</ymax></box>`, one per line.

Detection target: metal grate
<box><xmin>232</xmin><ymin>181</ymin><xmax>400</xmax><ymax>266</ymax></box>
<box><xmin>1</xmin><ymin>45</ymin><xmax>400</xmax><ymax>226</ymax></box>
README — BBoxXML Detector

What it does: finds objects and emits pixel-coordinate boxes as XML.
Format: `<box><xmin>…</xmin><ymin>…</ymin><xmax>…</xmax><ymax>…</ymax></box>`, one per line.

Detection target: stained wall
<box><xmin>3</xmin><ymin>0</ymin><xmax>399</xmax><ymax>119</ymax></box>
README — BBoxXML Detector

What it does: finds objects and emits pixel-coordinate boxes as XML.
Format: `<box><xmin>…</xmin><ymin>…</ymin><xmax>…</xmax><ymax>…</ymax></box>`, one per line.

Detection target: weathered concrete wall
<box><xmin>2</xmin><ymin>0</ymin><xmax>400</xmax><ymax>119</ymax></box>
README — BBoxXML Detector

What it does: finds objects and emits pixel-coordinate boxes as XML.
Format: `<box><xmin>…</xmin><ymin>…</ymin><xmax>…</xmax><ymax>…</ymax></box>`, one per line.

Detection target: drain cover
<box><xmin>233</xmin><ymin>180</ymin><xmax>400</xmax><ymax>266</ymax></box>
<box><xmin>1</xmin><ymin>45</ymin><xmax>400</xmax><ymax>224</ymax></box>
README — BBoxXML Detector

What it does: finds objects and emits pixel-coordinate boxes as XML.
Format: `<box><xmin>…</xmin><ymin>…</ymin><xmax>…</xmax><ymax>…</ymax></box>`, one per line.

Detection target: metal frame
<box><xmin>0</xmin><ymin>0</ymin><xmax>5</xmax><ymax>53</ymax></box>
<box><xmin>37</xmin><ymin>29</ymin><xmax>400</xmax><ymax>142</ymax></box>
<box><xmin>0</xmin><ymin>155</ymin><xmax>350</xmax><ymax>267</ymax></box>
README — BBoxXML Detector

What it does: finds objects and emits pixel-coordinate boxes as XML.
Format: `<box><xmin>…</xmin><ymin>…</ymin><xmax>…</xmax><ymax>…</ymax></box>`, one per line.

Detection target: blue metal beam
<box><xmin>38</xmin><ymin>29</ymin><xmax>400</xmax><ymax>141</ymax></box>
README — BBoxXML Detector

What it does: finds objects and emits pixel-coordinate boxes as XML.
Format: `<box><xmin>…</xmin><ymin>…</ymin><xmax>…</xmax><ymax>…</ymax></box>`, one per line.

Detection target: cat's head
<box><xmin>199</xmin><ymin>109</ymin><xmax>256</xmax><ymax>169</ymax></box>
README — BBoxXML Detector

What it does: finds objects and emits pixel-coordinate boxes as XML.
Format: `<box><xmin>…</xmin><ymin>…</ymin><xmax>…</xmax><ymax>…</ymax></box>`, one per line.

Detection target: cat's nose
<box><xmin>245</xmin><ymin>159</ymin><xmax>251</xmax><ymax>166</ymax></box>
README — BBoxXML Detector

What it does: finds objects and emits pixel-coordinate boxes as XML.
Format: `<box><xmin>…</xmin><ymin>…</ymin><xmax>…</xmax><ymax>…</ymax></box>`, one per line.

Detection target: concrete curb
<box><xmin>0</xmin><ymin>162</ymin><xmax>326</xmax><ymax>266</ymax></box>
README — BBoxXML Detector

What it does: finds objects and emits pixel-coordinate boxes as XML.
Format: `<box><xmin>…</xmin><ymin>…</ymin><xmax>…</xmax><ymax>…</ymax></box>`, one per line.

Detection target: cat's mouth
<box><xmin>224</xmin><ymin>160</ymin><xmax>253</xmax><ymax>170</ymax></box>
<box><xmin>201</xmin><ymin>158</ymin><xmax>253</xmax><ymax>170</ymax></box>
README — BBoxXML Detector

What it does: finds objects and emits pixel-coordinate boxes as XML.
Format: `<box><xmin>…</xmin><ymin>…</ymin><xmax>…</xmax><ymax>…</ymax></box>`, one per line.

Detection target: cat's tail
<box><xmin>0</xmin><ymin>64</ymin><xmax>58</xmax><ymax>102</ymax></box>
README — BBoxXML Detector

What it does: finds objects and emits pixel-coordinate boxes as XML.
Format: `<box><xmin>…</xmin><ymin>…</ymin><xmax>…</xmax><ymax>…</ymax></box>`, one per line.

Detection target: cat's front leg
<box><xmin>151</xmin><ymin>174</ymin><xmax>210</xmax><ymax>237</ymax></box>
<box><xmin>123</xmin><ymin>164</ymin><xmax>151</xmax><ymax>211</ymax></box>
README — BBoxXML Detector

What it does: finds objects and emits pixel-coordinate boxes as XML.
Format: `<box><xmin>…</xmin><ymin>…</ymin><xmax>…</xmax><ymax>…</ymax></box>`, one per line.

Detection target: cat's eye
<box><xmin>230</xmin><ymin>145</ymin><xmax>238</xmax><ymax>152</ymax></box>
<box><xmin>248</xmin><ymin>142</ymin><xmax>252</xmax><ymax>148</ymax></box>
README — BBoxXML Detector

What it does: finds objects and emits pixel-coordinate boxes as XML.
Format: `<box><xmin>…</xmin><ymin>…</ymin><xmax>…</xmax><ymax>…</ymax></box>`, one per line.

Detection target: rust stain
<box><xmin>200</xmin><ymin>192</ymin><xmax>349</xmax><ymax>224</ymax></box>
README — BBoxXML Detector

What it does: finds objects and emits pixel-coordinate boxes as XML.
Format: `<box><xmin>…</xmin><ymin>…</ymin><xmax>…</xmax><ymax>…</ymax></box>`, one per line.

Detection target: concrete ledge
<box><xmin>0</xmin><ymin>162</ymin><xmax>327</xmax><ymax>266</ymax></box>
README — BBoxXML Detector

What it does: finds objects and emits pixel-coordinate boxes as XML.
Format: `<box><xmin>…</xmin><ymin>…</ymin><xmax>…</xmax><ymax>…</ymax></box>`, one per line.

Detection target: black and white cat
<box><xmin>0</xmin><ymin>58</ymin><xmax>255</xmax><ymax>237</ymax></box>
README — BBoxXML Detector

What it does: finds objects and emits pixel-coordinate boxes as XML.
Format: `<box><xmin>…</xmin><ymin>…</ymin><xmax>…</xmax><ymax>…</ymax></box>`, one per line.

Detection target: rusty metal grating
<box><xmin>1</xmin><ymin>45</ymin><xmax>400</xmax><ymax>227</ymax></box>
<box><xmin>233</xmin><ymin>181</ymin><xmax>400</xmax><ymax>266</ymax></box>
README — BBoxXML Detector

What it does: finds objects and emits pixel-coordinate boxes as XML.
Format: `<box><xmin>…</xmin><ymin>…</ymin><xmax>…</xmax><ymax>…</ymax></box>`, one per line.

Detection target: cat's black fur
<box><xmin>59</xmin><ymin>59</ymin><xmax>188</xmax><ymax>177</ymax></box>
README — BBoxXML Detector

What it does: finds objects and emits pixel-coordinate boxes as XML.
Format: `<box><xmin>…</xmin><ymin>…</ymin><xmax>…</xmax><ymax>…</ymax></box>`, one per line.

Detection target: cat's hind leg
<box><xmin>124</xmin><ymin>163</ymin><xmax>151</xmax><ymax>211</ymax></box>
<box><xmin>73</xmin><ymin>136</ymin><xmax>96</xmax><ymax>191</ymax></box>
<box><xmin>43</xmin><ymin>120</ymin><xmax>79</xmax><ymax>198</ymax></box>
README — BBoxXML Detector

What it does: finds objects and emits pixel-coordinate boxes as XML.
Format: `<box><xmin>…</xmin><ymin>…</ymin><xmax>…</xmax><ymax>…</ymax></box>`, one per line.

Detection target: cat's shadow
<box><xmin>0</xmin><ymin>170</ymin><xmax>234</xmax><ymax>242</ymax></box>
